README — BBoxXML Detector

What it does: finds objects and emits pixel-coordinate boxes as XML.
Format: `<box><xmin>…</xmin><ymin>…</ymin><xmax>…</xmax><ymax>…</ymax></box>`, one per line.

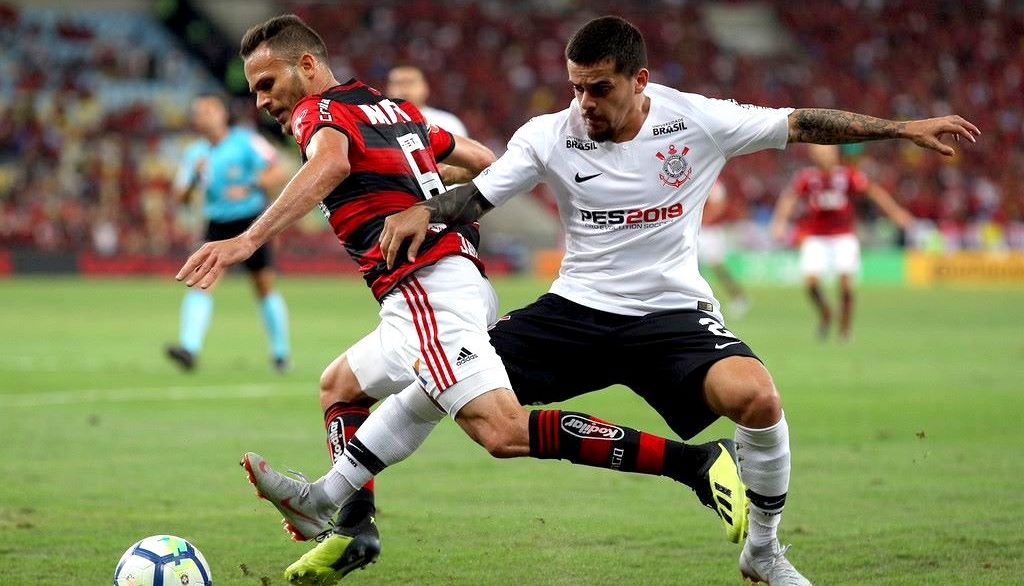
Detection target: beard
<box><xmin>583</xmin><ymin>116</ymin><xmax>613</xmax><ymax>142</ymax></box>
<box><xmin>586</xmin><ymin>127</ymin><xmax>613</xmax><ymax>142</ymax></box>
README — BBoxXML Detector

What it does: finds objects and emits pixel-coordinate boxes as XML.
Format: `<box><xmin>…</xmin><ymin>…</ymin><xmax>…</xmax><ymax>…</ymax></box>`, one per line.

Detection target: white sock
<box><xmin>321</xmin><ymin>385</ymin><xmax>444</xmax><ymax>503</ymax></box>
<box><xmin>735</xmin><ymin>413</ymin><xmax>791</xmax><ymax>551</ymax></box>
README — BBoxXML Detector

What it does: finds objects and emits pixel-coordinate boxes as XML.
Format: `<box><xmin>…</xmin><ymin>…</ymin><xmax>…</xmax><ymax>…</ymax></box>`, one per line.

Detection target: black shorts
<box><xmin>488</xmin><ymin>293</ymin><xmax>760</xmax><ymax>440</ymax></box>
<box><xmin>206</xmin><ymin>216</ymin><xmax>272</xmax><ymax>272</ymax></box>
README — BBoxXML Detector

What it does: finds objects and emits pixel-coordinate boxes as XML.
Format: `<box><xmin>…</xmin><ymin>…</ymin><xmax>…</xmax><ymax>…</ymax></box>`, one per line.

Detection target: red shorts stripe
<box><xmin>407</xmin><ymin>276</ymin><xmax>457</xmax><ymax>385</ymax></box>
<box><xmin>400</xmin><ymin>279</ymin><xmax>455</xmax><ymax>389</ymax></box>
<box><xmin>399</xmin><ymin>281</ymin><xmax>448</xmax><ymax>389</ymax></box>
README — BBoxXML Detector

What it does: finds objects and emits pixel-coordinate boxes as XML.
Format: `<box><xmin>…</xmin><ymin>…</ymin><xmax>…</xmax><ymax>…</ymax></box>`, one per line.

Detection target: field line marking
<box><xmin>0</xmin><ymin>383</ymin><xmax>311</xmax><ymax>408</ymax></box>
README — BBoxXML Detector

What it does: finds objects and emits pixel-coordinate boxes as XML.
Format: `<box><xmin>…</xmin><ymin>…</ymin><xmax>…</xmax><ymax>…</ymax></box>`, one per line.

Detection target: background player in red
<box><xmin>770</xmin><ymin>143</ymin><xmax>914</xmax><ymax>341</ymax></box>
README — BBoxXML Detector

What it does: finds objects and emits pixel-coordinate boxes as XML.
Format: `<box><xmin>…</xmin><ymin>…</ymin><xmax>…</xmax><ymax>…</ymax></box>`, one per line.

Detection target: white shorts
<box><xmin>799</xmin><ymin>233</ymin><xmax>860</xmax><ymax>277</ymax></box>
<box><xmin>699</xmin><ymin>225</ymin><xmax>727</xmax><ymax>265</ymax></box>
<box><xmin>346</xmin><ymin>255</ymin><xmax>512</xmax><ymax>417</ymax></box>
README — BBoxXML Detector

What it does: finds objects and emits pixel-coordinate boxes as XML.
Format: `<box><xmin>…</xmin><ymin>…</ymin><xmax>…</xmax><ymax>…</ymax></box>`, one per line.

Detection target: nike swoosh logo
<box><xmin>715</xmin><ymin>341</ymin><xmax>742</xmax><ymax>349</ymax></box>
<box><xmin>574</xmin><ymin>172</ymin><xmax>602</xmax><ymax>183</ymax></box>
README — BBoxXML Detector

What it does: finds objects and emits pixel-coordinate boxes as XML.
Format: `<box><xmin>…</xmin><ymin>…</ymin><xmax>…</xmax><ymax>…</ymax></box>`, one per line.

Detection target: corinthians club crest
<box><xmin>656</xmin><ymin>144</ymin><xmax>692</xmax><ymax>188</ymax></box>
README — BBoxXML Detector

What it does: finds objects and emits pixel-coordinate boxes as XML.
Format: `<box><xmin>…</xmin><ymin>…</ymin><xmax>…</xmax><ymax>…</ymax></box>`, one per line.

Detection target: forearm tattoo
<box><xmin>421</xmin><ymin>184</ymin><xmax>493</xmax><ymax>224</ymax></box>
<box><xmin>791</xmin><ymin>108</ymin><xmax>906</xmax><ymax>144</ymax></box>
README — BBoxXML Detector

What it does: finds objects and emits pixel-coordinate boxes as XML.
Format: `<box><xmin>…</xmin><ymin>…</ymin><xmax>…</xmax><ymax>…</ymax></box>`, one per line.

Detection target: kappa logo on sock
<box><xmin>560</xmin><ymin>414</ymin><xmax>625</xmax><ymax>441</ymax></box>
<box><xmin>455</xmin><ymin>347</ymin><xmax>478</xmax><ymax>366</ymax></box>
<box><xmin>327</xmin><ymin>419</ymin><xmax>347</xmax><ymax>463</ymax></box>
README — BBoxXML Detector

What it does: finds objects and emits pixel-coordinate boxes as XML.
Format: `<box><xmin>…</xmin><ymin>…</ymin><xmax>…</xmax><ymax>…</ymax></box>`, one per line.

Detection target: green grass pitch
<box><xmin>1</xmin><ymin>275</ymin><xmax>1022</xmax><ymax>585</ymax></box>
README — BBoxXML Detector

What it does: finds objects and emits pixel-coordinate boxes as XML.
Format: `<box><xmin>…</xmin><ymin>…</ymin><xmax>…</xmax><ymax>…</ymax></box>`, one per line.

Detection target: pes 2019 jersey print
<box><xmin>474</xmin><ymin>83</ymin><xmax>792</xmax><ymax>317</ymax></box>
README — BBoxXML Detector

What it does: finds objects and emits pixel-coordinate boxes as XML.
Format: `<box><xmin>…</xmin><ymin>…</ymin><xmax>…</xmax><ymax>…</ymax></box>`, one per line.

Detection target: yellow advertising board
<box><xmin>906</xmin><ymin>251</ymin><xmax>1024</xmax><ymax>286</ymax></box>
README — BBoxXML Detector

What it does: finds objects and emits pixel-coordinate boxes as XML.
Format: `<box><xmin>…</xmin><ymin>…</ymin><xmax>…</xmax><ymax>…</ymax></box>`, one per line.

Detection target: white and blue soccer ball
<box><xmin>113</xmin><ymin>534</ymin><xmax>212</xmax><ymax>586</ymax></box>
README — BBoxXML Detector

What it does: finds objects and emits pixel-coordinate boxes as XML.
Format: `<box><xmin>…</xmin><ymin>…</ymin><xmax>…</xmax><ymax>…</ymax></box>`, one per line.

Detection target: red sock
<box><xmin>324</xmin><ymin>400</ymin><xmax>375</xmax><ymax>494</ymax></box>
<box><xmin>528</xmin><ymin>410</ymin><xmax>701</xmax><ymax>486</ymax></box>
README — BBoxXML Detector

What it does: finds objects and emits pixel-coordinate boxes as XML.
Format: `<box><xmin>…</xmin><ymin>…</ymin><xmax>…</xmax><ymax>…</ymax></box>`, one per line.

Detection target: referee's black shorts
<box><xmin>205</xmin><ymin>215</ymin><xmax>273</xmax><ymax>272</ymax></box>
<box><xmin>488</xmin><ymin>293</ymin><xmax>760</xmax><ymax>440</ymax></box>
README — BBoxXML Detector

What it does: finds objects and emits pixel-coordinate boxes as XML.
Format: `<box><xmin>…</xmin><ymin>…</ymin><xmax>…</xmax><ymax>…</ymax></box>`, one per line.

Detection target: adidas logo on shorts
<box><xmin>455</xmin><ymin>347</ymin><xmax>478</xmax><ymax>366</ymax></box>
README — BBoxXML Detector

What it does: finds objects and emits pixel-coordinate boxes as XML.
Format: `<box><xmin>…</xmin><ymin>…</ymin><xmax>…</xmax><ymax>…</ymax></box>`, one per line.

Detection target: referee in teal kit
<box><xmin>166</xmin><ymin>93</ymin><xmax>291</xmax><ymax>372</ymax></box>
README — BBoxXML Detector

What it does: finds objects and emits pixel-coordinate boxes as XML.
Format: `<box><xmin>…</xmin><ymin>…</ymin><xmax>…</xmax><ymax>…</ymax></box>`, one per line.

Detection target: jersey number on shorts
<box><xmin>698</xmin><ymin>317</ymin><xmax>737</xmax><ymax>340</ymax></box>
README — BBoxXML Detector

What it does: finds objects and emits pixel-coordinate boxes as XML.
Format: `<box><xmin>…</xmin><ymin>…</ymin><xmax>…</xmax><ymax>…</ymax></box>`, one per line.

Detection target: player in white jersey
<box><xmin>379</xmin><ymin>15</ymin><xmax>979</xmax><ymax>586</ymax></box>
<box><xmin>386</xmin><ymin>64</ymin><xmax>474</xmax><ymax>187</ymax></box>
<box><xmin>386</xmin><ymin>64</ymin><xmax>469</xmax><ymax>136</ymax></box>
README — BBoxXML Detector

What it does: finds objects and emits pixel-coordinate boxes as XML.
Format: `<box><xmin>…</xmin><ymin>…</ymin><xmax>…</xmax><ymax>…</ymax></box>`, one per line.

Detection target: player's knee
<box><xmin>735</xmin><ymin>381</ymin><xmax>781</xmax><ymax>428</ymax></box>
<box><xmin>319</xmin><ymin>355</ymin><xmax>367</xmax><ymax>406</ymax></box>
<box><xmin>455</xmin><ymin>389</ymin><xmax>530</xmax><ymax>458</ymax></box>
<box><xmin>707</xmin><ymin>357</ymin><xmax>782</xmax><ymax>427</ymax></box>
<box><xmin>477</xmin><ymin>429</ymin><xmax>521</xmax><ymax>459</ymax></box>
<box><xmin>465</xmin><ymin>417</ymin><xmax>527</xmax><ymax>459</ymax></box>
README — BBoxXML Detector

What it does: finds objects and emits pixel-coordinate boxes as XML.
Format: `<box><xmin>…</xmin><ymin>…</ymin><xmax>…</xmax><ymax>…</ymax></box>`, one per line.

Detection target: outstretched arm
<box><xmin>438</xmin><ymin>133</ymin><xmax>495</xmax><ymax>185</ymax></box>
<box><xmin>864</xmin><ymin>181</ymin><xmax>914</xmax><ymax>229</ymax></box>
<box><xmin>378</xmin><ymin>182</ymin><xmax>495</xmax><ymax>269</ymax></box>
<box><xmin>176</xmin><ymin>128</ymin><xmax>350</xmax><ymax>289</ymax></box>
<box><xmin>788</xmin><ymin>109</ymin><xmax>980</xmax><ymax>156</ymax></box>
<box><xmin>257</xmin><ymin>157</ymin><xmax>290</xmax><ymax>199</ymax></box>
<box><xmin>769</xmin><ymin>187</ymin><xmax>799</xmax><ymax>243</ymax></box>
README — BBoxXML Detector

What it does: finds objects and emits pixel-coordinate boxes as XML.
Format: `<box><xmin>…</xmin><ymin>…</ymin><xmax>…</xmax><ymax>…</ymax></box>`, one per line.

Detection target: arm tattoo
<box><xmin>420</xmin><ymin>183</ymin><xmax>494</xmax><ymax>224</ymax></box>
<box><xmin>791</xmin><ymin>108</ymin><xmax>906</xmax><ymax>144</ymax></box>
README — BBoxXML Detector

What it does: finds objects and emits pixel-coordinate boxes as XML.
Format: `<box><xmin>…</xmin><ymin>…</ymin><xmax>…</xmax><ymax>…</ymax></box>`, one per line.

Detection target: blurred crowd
<box><xmin>1</xmin><ymin>0</ymin><xmax>1022</xmax><ymax>259</ymax></box>
<box><xmin>0</xmin><ymin>4</ymin><xmax>221</xmax><ymax>255</ymax></box>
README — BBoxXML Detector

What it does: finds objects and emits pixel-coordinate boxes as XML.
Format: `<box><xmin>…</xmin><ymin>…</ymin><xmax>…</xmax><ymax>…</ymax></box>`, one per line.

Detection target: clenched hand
<box><xmin>379</xmin><ymin>205</ymin><xmax>432</xmax><ymax>269</ymax></box>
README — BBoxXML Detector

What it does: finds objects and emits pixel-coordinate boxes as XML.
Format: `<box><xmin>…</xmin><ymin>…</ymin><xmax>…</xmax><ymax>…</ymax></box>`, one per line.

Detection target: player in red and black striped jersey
<box><xmin>289</xmin><ymin>79</ymin><xmax>483</xmax><ymax>300</ymax></box>
<box><xmin>770</xmin><ymin>144</ymin><xmax>914</xmax><ymax>341</ymax></box>
<box><xmin>178</xmin><ymin>14</ymin><xmax>748</xmax><ymax>586</ymax></box>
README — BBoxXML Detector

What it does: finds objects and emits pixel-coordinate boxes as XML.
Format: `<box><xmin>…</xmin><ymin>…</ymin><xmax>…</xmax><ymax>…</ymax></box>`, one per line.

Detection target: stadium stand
<box><xmin>1</xmin><ymin>0</ymin><xmax>1022</xmax><ymax>274</ymax></box>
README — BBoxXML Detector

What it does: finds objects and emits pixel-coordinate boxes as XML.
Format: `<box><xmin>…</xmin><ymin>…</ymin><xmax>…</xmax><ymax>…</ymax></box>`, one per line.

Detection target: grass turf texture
<box><xmin>1</xmin><ymin>276</ymin><xmax>1022</xmax><ymax>585</ymax></box>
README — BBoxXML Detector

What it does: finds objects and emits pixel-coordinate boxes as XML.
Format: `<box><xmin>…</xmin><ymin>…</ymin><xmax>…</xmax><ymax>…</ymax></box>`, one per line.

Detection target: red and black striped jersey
<box><xmin>790</xmin><ymin>165</ymin><xmax>869</xmax><ymax>237</ymax></box>
<box><xmin>290</xmin><ymin>78</ymin><xmax>483</xmax><ymax>301</ymax></box>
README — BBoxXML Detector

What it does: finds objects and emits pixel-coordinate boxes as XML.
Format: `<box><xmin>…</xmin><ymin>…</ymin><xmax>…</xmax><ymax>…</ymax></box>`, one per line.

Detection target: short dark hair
<box><xmin>239</xmin><ymin>14</ymin><xmax>328</xmax><ymax>63</ymax></box>
<box><xmin>192</xmin><ymin>92</ymin><xmax>232</xmax><ymax>122</ymax></box>
<box><xmin>193</xmin><ymin>91</ymin><xmax>229</xmax><ymax>108</ymax></box>
<box><xmin>565</xmin><ymin>15</ymin><xmax>647</xmax><ymax>76</ymax></box>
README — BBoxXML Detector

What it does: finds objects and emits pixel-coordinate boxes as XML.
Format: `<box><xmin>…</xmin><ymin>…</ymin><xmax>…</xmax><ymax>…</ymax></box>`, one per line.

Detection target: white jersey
<box><xmin>420</xmin><ymin>105</ymin><xmax>468</xmax><ymax>137</ymax></box>
<box><xmin>474</xmin><ymin>83</ymin><xmax>792</xmax><ymax>317</ymax></box>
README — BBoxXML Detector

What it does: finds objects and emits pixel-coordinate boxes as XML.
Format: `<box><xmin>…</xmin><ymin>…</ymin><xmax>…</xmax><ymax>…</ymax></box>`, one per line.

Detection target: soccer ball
<box><xmin>113</xmin><ymin>534</ymin><xmax>212</xmax><ymax>586</ymax></box>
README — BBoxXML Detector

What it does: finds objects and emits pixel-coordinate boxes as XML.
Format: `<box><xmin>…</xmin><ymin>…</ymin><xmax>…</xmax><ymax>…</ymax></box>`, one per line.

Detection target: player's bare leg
<box><xmin>714</xmin><ymin>264</ymin><xmax>750</xmax><ymax>318</ymax></box>
<box><xmin>276</xmin><ymin>381</ymin><xmax>750</xmax><ymax>584</ymax></box>
<box><xmin>453</xmin><ymin>387</ymin><xmax>748</xmax><ymax>542</ymax></box>
<box><xmin>837</xmin><ymin>273</ymin><xmax>854</xmax><ymax>343</ymax></box>
<box><xmin>703</xmin><ymin>356</ymin><xmax>813</xmax><ymax>585</ymax></box>
<box><xmin>805</xmin><ymin>276</ymin><xmax>831</xmax><ymax>340</ymax></box>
